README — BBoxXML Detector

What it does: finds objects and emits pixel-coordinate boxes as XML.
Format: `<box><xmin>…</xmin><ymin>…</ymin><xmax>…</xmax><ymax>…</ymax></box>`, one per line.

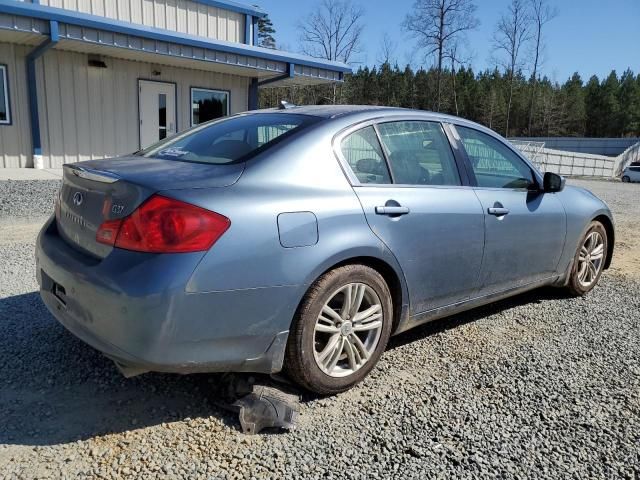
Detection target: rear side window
<box><xmin>377</xmin><ymin>121</ymin><xmax>460</xmax><ymax>186</ymax></box>
<box><xmin>139</xmin><ymin>113</ymin><xmax>321</xmax><ymax>165</ymax></box>
<box><xmin>341</xmin><ymin>126</ymin><xmax>392</xmax><ymax>184</ymax></box>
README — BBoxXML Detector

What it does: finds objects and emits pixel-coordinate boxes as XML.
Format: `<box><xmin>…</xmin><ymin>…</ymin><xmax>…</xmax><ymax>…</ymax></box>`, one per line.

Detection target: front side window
<box><xmin>191</xmin><ymin>88</ymin><xmax>229</xmax><ymax>126</ymax></box>
<box><xmin>0</xmin><ymin>65</ymin><xmax>9</xmax><ymax>125</ymax></box>
<box><xmin>457</xmin><ymin>126</ymin><xmax>535</xmax><ymax>189</ymax></box>
<box><xmin>139</xmin><ymin>113</ymin><xmax>321</xmax><ymax>165</ymax></box>
<box><xmin>341</xmin><ymin>126</ymin><xmax>392</xmax><ymax>184</ymax></box>
<box><xmin>377</xmin><ymin>121</ymin><xmax>460</xmax><ymax>186</ymax></box>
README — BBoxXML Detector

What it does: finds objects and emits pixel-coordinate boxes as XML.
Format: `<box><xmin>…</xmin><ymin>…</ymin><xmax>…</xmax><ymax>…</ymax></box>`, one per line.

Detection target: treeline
<box><xmin>260</xmin><ymin>64</ymin><xmax>640</xmax><ymax>138</ymax></box>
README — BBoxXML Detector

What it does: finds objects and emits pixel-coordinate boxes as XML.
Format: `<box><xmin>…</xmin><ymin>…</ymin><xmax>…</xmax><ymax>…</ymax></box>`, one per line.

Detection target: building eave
<box><xmin>188</xmin><ymin>0</ymin><xmax>267</xmax><ymax>18</ymax></box>
<box><xmin>0</xmin><ymin>0</ymin><xmax>351</xmax><ymax>75</ymax></box>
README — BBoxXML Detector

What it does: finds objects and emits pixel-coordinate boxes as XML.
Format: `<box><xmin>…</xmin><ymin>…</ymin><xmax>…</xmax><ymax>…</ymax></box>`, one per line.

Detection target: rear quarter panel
<box><xmin>163</xmin><ymin>121</ymin><xmax>410</xmax><ymax>333</ymax></box>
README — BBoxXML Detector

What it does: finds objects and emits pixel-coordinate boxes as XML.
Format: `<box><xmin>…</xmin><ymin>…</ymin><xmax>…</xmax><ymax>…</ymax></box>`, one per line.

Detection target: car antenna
<box><xmin>279</xmin><ymin>100</ymin><xmax>296</xmax><ymax>110</ymax></box>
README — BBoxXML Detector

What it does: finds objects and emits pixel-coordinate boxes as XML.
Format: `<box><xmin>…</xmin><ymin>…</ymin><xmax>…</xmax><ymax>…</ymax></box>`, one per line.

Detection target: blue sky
<box><xmin>256</xmin><ymin>0</ymin><xmax>640</xmax><ymax>83</ymax></box>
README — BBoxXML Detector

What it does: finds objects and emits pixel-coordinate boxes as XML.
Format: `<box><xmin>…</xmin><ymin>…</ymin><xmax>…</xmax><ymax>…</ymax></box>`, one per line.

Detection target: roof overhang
<box><xmin>0</xmin><ymin>0</ymin><xmax>350</xmax><ymax>85</ymax></box>
<box><xmin>188</xmin><ymin>0</ymin><xmax>267</xmax><ymax>18</ymax></box>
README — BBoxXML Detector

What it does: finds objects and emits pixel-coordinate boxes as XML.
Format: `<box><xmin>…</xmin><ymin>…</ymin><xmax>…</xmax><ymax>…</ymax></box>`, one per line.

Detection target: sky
<box><xmin>255</xmin><ymin>0</ymin><xmax>640</xmax><ymax>83</ymax></box>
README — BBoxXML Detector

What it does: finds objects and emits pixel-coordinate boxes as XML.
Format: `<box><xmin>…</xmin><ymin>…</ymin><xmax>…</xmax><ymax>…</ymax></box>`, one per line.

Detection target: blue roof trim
<box><xmin>0</xmin><ymin>0</ymin><xmax>351</xmax><ymax>74</ymax></box>
<box><xmin>191</xmin><ymin>0</ymin><xmax>266</xmax><ymax>18</ymax></box>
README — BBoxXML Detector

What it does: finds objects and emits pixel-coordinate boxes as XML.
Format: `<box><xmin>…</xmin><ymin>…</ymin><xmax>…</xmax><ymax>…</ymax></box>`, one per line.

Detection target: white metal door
<box><xmin>139</xmin><ymin>80</ymin><xmax>176</xmax><ymax>149</ymax></box>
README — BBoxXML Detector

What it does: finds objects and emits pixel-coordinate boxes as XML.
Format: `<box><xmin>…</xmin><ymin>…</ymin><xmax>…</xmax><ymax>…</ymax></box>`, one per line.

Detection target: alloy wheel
<box><xmin>577</xmin><ymin>231</ymin><xmax>605</xmax><ymax>288</ymax></box>
<box><xmin>313</xmin><ymin>283</ymin><xmax>383</xmax><ymax>378</ymax></box>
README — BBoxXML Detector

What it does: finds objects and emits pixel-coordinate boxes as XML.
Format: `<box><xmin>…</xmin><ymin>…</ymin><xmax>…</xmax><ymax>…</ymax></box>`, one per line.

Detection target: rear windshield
<box><xmin>137</xmin><ymin>113</ymin><xmax>321</xmax><ymax>165</ymax></box>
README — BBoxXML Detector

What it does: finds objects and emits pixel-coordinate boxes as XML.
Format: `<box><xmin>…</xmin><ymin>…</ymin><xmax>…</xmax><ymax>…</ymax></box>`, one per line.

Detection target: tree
<box><xmin>600</xmin><ymin>71</ymin><xmax>621</xmax><ymax>136</ymax></box>
<box><xmin>561</xmin><ymin>73</ymin><xmax>586</xmax><ymax>136</ymax></box>
<box><xmin>257</xmin><ymin>14</ymin><xmax>276</xmax><ymax>49</ymax></box>
<box><xmin>446</xmin><ymin>40</ymin><xmax>473</xmax><ymax>116</ymax></box>
<box><xmin>527</xmin><ymin>0</ymin><xmax>557</xmax><ymax>134</ymax></box>
<box><xmin>617</xmin><ymin>69</ymin><xmax>640</xmax><ymax>136</ymax></box>
<box><xmin>404</xmin><ymin>0</ymin><xmax>479</xmax><ymax>112</ymax></box>
<box><xmin>584</xmin><ymin>75</ymin><xmax>602</xmax><ymax>137</ymax></box>
<box><xmin>377</xmin><ymin>32</ymin><xmax>398</xmax><ymax>65</ymax></box>
<box><xmin>298</xmin><ymin>0</ymin><xmax>365</xmax><ymax>63</ymax></box>
<box><xmin>493</xmin><ymin>0</ymin><xmax>531</xmax><ymax>137</ymax></box>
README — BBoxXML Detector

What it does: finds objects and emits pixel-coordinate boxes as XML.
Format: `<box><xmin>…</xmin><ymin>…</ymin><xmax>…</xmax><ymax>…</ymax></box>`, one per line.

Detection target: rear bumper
<box><xmin>36</xmin><ymin>217</ymin><xmax>298</xmax><ymax>375</ymax></box>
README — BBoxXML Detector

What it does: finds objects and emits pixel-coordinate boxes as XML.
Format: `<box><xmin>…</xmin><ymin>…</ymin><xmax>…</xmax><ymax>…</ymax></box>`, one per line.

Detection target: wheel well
<box><xmin>594</xmin><ymin>215</ymin><xmax>614</xmax><ymax>269</ymax></box>
<box><xmin>315</xmin><ymin>257</ymin><xmax>405</xmax><ymax>334</ymax></box>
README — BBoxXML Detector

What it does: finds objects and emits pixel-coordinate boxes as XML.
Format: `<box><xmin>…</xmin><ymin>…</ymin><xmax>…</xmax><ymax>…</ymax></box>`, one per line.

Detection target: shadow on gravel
<box><xmin>0</xmin><ymin>292</ymin><xmax>243</xmax><ymax>446</ymax></box>
<box><xmin>387</xmin><ymin>286</ymin><xmax>572</xmax><ymax>351</ymax></box>
<box><xmin>0</xmin><ymin>286</ymin><xmax>572</xmax><ymax>445</ymax></box>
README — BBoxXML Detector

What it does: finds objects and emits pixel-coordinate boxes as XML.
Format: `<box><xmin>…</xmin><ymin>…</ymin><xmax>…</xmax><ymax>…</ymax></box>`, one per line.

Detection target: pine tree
<box><xmin>561</xmin><ymin>73</ymin><xmax>586</xmax><ymax>136</ymax></box>
<box><xmin>600</xmin><ymin>71</ymin><xmax>621</xmax><ymax>136</ymax></box>
<box><xmin>258</xmin><ymin>14</ymin><xmax>276</xmax><ymax>49</ymax></box>
<box><xmin>584</xmin><ymin>76</ymin><xmax>602</xmax><ymax>137</ymax></box>
<box><xmin>617</xmin><ymin>69</ymin><xmax>640</xmax><ymax>137</ymax></box>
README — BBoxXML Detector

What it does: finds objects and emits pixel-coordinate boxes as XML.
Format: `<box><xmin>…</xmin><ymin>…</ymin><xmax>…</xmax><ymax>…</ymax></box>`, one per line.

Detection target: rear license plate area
<box><xmin>41</xmin><ymin>269</ymin><xmax>67</xmax><ymax>307</ymax></box>
<box><xmin>53</xmin><ymin>283</ymin><xmax>67</xmax><ymax>306</ymax></box>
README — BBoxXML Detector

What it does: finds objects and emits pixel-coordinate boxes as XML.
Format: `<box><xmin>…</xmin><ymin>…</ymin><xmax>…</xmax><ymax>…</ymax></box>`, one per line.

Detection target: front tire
<box><xmin>285</xmin><ymin>265</ymin><xmax>393</xmax><ymax>395</ymax></box>
<box><xmin>566</xmin><ymin>221</ymin><xmax>608</xmax><ymax>296</ymax></box>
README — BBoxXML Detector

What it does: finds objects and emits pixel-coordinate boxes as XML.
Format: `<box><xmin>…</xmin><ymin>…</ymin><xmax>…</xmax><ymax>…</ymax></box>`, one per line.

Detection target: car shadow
<box><xmin>0</xmin><ymin>292</ymin><xmax>245</xmax><ymax>446</ymax></box>
<box><xmin>387</xmin><ymin>286</ymin><xmax>572</xmax><ymax>351</ymax></box>
<box><xmin>0</xmin><ymin>286</ymin><xmax>572</xmax><ymax>445</ymax></box>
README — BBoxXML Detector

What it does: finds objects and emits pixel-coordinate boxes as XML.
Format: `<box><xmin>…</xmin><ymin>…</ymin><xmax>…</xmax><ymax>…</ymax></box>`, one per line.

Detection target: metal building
<box><xmin>0</xmin><ymin>0</ymin><xmax>350</xmax><ymax>168</ymax></box>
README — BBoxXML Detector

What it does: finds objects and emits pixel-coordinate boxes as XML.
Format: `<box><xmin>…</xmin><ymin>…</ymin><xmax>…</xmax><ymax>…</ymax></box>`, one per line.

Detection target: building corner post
<box><xmin>244</xmin><ymin>14</ymin><xmax>253</xmax><ymax>45</ymax></box>
<box><xmin>252</xmin><ymin>17</ymin><xmax>259</xmax><ymax>46</ymax></box>
<box><xmin>248</xmin><ymin>78</ymin><xmax>259</xmax><ymax>111</ymax></box>
<box><xmin>26</xmin><ymin>20</ymin><xmax>59</xmax><ymax>169</ymax></box>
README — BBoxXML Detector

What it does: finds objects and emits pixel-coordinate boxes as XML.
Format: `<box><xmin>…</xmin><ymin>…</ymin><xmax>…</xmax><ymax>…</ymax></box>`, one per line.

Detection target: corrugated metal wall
<box><xmin>0</xmin><ymin>43</ymin><xmax>32</xmax><ymax>168</ymax></box>
<box><xmin>38</xmin><ymin>0</ymin><xmax>246</xmax><ymax>43</ymax></box>
<box><xmin>0</xmin><ymin>44</ymin><xmax>249</xmax><ymax>167</ymax></box>
<box><xmin>511</xmin><ymin>137</ymin><xmax>640</xmax><ymax>157</ymax></box>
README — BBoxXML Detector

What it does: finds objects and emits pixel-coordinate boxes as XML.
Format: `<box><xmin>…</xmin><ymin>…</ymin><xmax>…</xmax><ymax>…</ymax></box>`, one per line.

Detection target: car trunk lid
<box><xmin>57</xmin><ymin>157</ymin><xmax>243</xmax><ymax>259</ymax></box>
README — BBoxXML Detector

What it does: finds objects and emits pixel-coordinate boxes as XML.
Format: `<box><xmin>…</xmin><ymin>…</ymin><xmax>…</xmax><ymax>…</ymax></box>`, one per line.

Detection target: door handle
<box><xmin>375</xmin><ymin>206</ymin><xmax>410</xmax><ymax>216</ymax></box>
<box><xmin>488</xmin><ymin>207</ymin><xmax>510</xmax><ymax>216</ymax></box>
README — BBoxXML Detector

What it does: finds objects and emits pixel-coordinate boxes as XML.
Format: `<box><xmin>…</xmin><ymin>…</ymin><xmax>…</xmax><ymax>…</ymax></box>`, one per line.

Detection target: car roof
<box><xmin>251</xmin><ymin>104</ymin><xmax>489</xmax><ymax>130</ymax></box>
<box><xmin>253</xmin><ymin>104</ymin><xmax>462</xmax><ymax>120</ymax></box>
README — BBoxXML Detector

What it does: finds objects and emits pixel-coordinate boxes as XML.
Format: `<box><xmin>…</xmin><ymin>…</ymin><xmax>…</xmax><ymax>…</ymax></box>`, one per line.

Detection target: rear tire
<box><xmin>285</xmin><ymin>265</ymin><xmax>393</xmax><ymax>395</ymax></box>
<box><xmin>622</xmin><ymin>176</ymin><xmax>630</xmax><ymax>183</ymax></box>
<box><xmin>566</xmin><ymin>221</ymin><xmax>608</xmax><ymax>296</ymax></box>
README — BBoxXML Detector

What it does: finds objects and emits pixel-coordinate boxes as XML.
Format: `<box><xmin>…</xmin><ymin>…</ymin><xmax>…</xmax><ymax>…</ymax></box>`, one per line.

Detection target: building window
<box><xmin>0</xmin><ymin>65</ymin><xmax>10</xmax><ymax>125</ymax></box>
<box><xmin>191</xmin><ymin>88</ymin><xmax>229</xmax><ymax>126</ymax></box>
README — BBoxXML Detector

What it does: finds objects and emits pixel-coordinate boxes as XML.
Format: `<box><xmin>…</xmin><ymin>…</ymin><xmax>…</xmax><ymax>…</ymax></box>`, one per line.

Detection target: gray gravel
<box><xmin>0</xmin><ymin>178</ymin><xmax>639</xmax><ymax>479</ymax></box>
<box><xmin>0</xmin><ymin>180</ymin><xmax>59</xmax><ymax>218</ymax></box>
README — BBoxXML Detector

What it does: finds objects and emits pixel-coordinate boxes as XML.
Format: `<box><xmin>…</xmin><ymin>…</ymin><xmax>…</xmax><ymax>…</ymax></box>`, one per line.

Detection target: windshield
<box><xmin>137</xmin><ymin>113</ymin><xmax>322</xmax><ymax>165</ymax></box>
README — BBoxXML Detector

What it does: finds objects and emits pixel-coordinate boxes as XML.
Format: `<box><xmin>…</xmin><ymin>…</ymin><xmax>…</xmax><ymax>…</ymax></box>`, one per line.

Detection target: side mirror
<box><xmin>543</xmin><ymin>172</ymin><xmax>565</xmax><ymax>193</ymax></box>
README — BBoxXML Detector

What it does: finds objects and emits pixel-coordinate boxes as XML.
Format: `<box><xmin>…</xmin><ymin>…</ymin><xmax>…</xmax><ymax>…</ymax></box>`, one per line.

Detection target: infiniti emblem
<box><xmin>72</xmin><ymin>192</ymin><xmax>84</xmax><ymax>206</ymax></box>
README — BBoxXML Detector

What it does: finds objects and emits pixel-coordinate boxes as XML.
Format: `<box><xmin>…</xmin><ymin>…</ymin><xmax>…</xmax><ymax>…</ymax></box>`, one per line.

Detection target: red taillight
<box><xmin>96</xmin><ymin>219</ymin><xmax>122</xmax><ymax>245</ymax></box>
<box><xmin>96</xmin><ymin>195</ymin><xmax>230</xmax><ymax>253</ymax></box>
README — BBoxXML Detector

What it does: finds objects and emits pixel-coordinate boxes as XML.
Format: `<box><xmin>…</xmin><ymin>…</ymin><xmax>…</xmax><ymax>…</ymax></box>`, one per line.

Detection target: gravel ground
<box><xmin>0</xmin><ymin>178</ymin><xmax>639</xmax><ymax>479</ymax></box>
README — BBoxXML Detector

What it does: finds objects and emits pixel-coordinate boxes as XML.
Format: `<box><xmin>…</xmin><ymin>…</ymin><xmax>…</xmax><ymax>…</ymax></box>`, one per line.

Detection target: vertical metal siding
<box><xmin>32</xmin><ymin>49</ymin><xmax>248</xmax><ymax>167</ymax></box>
<box><xmin>38</xmin><ymin>0</ymin><xmax>246</xmax><ymax>43</ymax></box>
<box><xmin>0</xmin><ymin>43</ymin><xmax>32</xmax><ymax>167</ymax></box>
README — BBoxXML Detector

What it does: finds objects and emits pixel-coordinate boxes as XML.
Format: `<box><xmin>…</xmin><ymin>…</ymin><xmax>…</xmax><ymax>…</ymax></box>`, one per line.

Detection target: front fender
<box><xmin>556</xmin><ymin>186</ymin><xmax>615</xmax><ymax>274</ymax></box>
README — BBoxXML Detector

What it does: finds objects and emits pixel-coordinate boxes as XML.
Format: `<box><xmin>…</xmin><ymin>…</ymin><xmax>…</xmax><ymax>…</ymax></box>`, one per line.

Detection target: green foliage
<box><xmin>259</xmin><ymin>65</ymin><xmax>640</xmax><ymax>137</ymax></box>
<box><xmin>258</xmin><ymin>14</ymin><xmax>276</xmax><ymax>49</ymax></box>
